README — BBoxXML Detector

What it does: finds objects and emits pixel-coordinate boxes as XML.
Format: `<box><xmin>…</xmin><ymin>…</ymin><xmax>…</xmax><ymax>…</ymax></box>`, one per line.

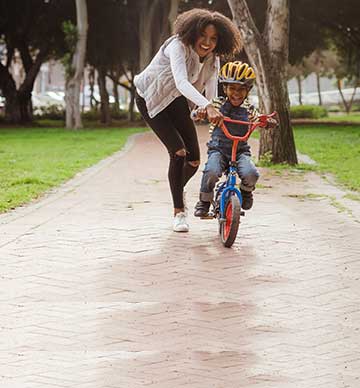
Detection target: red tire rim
<box><xmin>224</xmin><ymin>200</ymin><xmax>232</xmax><ymax>240</ymax></box>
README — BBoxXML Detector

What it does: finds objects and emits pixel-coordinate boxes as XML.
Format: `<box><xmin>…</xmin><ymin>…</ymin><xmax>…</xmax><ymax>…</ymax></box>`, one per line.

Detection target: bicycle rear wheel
<box><xmin>220</xmin><ymin>194</ymin><xmax>241</xmax><ymax>248</ymax></box>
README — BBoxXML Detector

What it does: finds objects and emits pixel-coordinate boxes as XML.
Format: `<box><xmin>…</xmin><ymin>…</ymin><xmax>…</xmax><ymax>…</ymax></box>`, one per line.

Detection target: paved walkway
<box><xmin>1</xmin><ymin>126</ymin><xmax>359</xmax><ymax>388</ymax></box>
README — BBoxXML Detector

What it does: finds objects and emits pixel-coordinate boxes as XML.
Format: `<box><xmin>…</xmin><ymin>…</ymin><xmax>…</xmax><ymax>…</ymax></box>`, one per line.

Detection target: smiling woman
<box><xmin>134</xmin><ymin>8</ymin><xmax>242</xmax><ymax>233</ymax></box>
<box><xmin>194</xmin><ymin>24</ymin><xmax>218</xmax><ymax>59</ymax></box>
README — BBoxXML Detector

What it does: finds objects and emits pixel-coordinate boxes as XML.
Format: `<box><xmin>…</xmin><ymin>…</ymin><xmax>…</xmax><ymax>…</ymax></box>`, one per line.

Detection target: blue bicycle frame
<box><xmin>192</xmin><ymin>112</ymin><xmax>277</xmax><ymax>222</ymax></box>
<box><xmin>215</xmin><ymin>115</ymin><xmax>274</xmax><ymax>220</ymax></box>
<box><xmin>218</xmin><ymin>164</ymin><xmax>242</xmax><ymax>220</ymax></box>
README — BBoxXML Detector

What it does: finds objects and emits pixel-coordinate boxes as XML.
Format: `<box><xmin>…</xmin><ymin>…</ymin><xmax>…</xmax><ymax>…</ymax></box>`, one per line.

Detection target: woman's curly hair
<box><xmin>174</xmin><ymin>8</ymin><xmax>242</xmax><ymax>58</ymax></box>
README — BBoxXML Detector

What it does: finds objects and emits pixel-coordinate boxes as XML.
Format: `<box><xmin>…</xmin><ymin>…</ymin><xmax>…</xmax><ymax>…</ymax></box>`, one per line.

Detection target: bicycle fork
<box><xmin>218</xmin><ymin>164</ymin><xmax>245</xmax><ymax>223</ymax></box>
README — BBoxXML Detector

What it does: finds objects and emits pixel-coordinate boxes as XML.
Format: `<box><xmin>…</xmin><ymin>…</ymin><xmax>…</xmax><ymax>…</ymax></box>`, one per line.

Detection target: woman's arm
<box><xmin>168</xmin><ymin>40</ymin><xmax>223</xmax><ymax>125</ymax></box>
<box><xmin>204</xmin><ymin>57</ymin><xmax>220</xmax><ymax>101</ymax></box>
<box><xmin>168</xmin><ymin>40</ymin><xmax>212</xmax><ymax>108</ymax></box>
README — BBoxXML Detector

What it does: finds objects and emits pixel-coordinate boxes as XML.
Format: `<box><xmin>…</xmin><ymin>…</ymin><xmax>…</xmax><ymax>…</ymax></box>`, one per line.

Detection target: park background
<box><xmin>1</xmin><ymin>1</ymin><xmax>360</xmax><ymax>387</ymax></box>
<box><xmin>0</xmin><ymin>0</ymin><xmax>359</xmax><ymax>213</ymax></box>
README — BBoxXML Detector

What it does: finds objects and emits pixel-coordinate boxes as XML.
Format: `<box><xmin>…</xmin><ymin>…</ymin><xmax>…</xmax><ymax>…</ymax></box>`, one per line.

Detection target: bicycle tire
<box><xmin>220</xmin><ymin>194</ymin><xmax>241</xmax><ymax>248</ymax></box>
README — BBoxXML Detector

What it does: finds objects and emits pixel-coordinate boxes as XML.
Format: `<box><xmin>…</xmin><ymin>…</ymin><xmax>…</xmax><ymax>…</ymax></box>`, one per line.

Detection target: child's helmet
<box><xmin>219</xmin><ymin>61</ymin><xmax>256</xmax><ymax>88</ymax></box>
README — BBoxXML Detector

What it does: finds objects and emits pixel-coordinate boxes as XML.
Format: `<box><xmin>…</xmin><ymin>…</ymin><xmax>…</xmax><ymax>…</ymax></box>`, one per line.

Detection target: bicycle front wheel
<box><xmin>220</xmin><ymin>194</ymin><xmax>241</xmax><ymax>248</ymax></box>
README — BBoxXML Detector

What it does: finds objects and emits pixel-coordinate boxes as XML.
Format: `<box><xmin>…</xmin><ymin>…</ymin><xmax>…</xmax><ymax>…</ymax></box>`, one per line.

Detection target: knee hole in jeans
<box><xmin>188</xmin><ymin>160</ymin><xmax>200</xmax><ymax>168</ymax></box>
<box><xmin>175</xmin><ymin>148</ymin><xmax>187</xmax><ymax>157</ymax></box>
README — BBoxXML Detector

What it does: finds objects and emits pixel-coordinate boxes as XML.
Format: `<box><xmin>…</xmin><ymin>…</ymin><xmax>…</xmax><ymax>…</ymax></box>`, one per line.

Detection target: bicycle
<box><xmin>193</xmin><ymin>112</ymin><xmax>277</xmax><ymax>248</ymax></box>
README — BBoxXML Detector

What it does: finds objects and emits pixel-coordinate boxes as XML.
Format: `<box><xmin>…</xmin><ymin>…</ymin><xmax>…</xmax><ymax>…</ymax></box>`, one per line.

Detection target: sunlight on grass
<box><xmin>326</xmin><ymin>113</ymin><xmax>360</xmax><ymax>123</ymax></box>
<box><xmin>256</xmin><ymin>125</ymin><xmax>359</xmax><ymax>192</ymax></box>
<box><xmin>293</xmin><ymin>125</ymin><xmax>360</xmax><ymax>191</ymax></box>
<box><xmin>0</xmin><ymin>126</ymin><xmax>147</xmax><ymax>212</ymax></box>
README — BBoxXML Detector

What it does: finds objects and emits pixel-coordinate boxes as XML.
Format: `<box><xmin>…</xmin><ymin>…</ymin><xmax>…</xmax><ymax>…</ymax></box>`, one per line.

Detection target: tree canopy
<box><xmin>0</xmin><ymin>0</ymin><xmax>358</xmax><ymax>124</ymax></box>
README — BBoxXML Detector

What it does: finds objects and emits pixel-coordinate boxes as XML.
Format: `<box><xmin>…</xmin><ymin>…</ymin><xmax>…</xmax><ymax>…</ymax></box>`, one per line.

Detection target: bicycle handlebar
<box><xmin>191</xmin><ymin>110</ymin><xmax>277</xmax><ymax>162</ymax></box>
<box><xmin>220</xmin><ymin>112</ymin><xmax>277</xmax><ymax>142</ymax></box>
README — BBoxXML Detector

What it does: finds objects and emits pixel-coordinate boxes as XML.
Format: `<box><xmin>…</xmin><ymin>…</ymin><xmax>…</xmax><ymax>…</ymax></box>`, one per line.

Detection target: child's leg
<box><xmin>236</xmin><ymin>153</ymin><xmax>260</xmax><ymax>191</ymax></box>
<box><xmin>200</xmin><ymin>151</ymin><xmax>227</xmax><ymax>202</ymax></box>
<box><xmin>236</xmin><ymin>154</ymin><xmax>260</xmax><ymax>210</ymax></box>
<box><xmin>195</xmin><ymin>151</ymin><xmax>226</xmax><ymax>217</ymax></box>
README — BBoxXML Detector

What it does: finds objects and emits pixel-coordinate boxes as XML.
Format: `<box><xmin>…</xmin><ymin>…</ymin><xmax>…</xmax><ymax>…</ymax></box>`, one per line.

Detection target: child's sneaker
<box><xmin>173</xmin><ymin>212</ymin><xmax>189</xmax><ymax>232</ymax></box>
<box><xmin>241</xmin><ymin>190</ymin><xmax>253</xmax><ymax>210</ymax></box>
<box><xmin>194</xmin><ymin>200</ymin><xmax>210</xmax><ymax>217</ymax></box>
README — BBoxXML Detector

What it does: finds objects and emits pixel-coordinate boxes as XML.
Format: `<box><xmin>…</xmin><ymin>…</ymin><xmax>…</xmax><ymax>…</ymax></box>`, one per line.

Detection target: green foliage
<box><xmin>86</xmin><ymin>0</ymin><xmax>139</xmax><ymax>71</ymax></box>
<box><xmin>324</xmin><ymin>113</ymin><xmax>360</xmax><ymax>122</ymax></box>
<box><xmin>32</xmin><ymin>104</ymin><xmax>143</xmax><ymax>123</ymax></box>
<box><xmin>0</xmin><ymin>126</ymin><xmax>147</xmax><ymax>213</ymax></box>
<box><xmin>34</xmin><ymin>104</ymin><xmax>65</xmax><ymax>120</ymax></box>
<box><xmin>352</xmin><ymin>103</ymin><xmax>360</xmax><ymax>112</ymax></box>
<box><xmin>290</xmin><ymin>105</ymin><xmax>328</xmax><ymax>119</ymax></box>
<box><xmin>327</xmin><ymin>105</ymin><xmax>342</xmax><ymax>113</ymax></box>
<box><xmin>81</xmin><ymin>106</ymin><xmax>142</xmax><ymax>121</ymax></box>
<box><xmin>258</xmin><ymin>151</ymin><xmax>273</xmax><ymax>167</ymax></box>
<box><xmin>61</xmin><ymin>20</ymin><xmax>78</xmax><ymax>78</ymax></box>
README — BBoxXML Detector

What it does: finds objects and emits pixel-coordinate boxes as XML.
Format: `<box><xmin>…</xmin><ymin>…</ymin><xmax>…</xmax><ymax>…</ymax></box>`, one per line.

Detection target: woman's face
<box><xmin>194</xmin><ymin>24</ymin><xmax>218</xmax><ymax>58</ymax></box>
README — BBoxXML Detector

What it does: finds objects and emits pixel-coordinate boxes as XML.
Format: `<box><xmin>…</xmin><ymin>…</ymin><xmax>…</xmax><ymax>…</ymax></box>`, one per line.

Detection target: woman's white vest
<box><xmin>134</xmin><ymin>35</ymin><xmax>219</xmax><ymax>118</ymax></box>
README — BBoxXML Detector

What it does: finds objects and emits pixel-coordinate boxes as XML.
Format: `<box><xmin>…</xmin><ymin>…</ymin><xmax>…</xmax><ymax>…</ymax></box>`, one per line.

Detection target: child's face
<box><xmin>223</xmin><ymin>84</ymin><xmax>249</xmax><ymax>106</ymax></box>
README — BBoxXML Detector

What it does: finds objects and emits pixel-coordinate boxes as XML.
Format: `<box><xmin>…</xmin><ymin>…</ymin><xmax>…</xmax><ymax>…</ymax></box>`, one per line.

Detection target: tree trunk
<box><xmin>337</xmin><ymin>79</ymin><xmax>350</xmax><ymax>114</ymax></box>
<box><xmin>19</xmin><ymin>92</ymin><xmax>33</xmax><ymax>122</ymax></box>
<box><xmin>2</xmin><ymin>78</ymin><xmax>35</xmax><ymax>124</ymax></box>
<box><xmin>112</xmin><ymin>78</ymin><xmax>120</xmax><ymax>113</ymax></box>
<box><xmin>1</xmin><ymin>70</ymin><xmax>22</xmax><ymax>123</ymax></box>
<box><xmin>88</xmin><ymin>66</ymin><xmax>96</xmax><ymax>109</ymax></box>
<box><xmin>4</xmin><ymin>93</ymin><xmax>22</xmax><ymax>124</ymax></box>
<box><xmin>227</xmin><ymin>0</ymin><xmax>297</xmax><ymax>164</ymax></box>
<box><xmin>316</xmin><ymin>73</ymin><xmax>322</xmax><ymax>105</ymax></box>
<box><xmin>129</xmin><ymin>84</ymin><xmax>136</xmax><ymax>122</ymax></box>
<box><xmin>65</xmin><ymin>0</ymin><xmax>88</xmax><ymax>129</ymax></box>
<box><xmin>296</xmin><ymin>75</ymin><xmax>302</xmax><ymax>105</ymax></box>
<box><xmin>3</xmin><ymin>92</ymin><xmax>32</xmax><ymax>124</ymax></box>
<box><xmin>258</xmin><ymin>67</ymin><xmax>295</xmax><ymax>163</ymax></box>
<box><xmin>337</xmin><ymin>79</ymin><xmax>358</xmax><ymax>114</ymax></box>
<box><xmin>0</xmin><ymin>47</ymin><xmax>47</xmax><ymax>124</ymax></box>
<box><xmin>139</xmin><ymin>0</ymin><xmax>180</xmax><ymax>70</ymax></box>
<box><xmin>98</xmin><ymin>66</ymin><xmax>111</xmax><ymax>124</ymax></box>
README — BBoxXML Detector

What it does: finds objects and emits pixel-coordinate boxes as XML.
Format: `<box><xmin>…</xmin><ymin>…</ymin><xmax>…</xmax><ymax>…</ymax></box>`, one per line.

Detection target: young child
<box><xmin>194</xmin><ymin>61</ymin><xmax>276</xmax><ymax>217</ymax></box>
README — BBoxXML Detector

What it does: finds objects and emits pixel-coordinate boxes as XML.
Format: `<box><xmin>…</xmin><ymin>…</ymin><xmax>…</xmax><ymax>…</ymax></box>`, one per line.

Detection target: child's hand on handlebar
<box><xmin>256</xmin><ymin>113</ymin><xmax>278</xmax><ymax>129</ymax></box>
<box><xmin>266</xmin><ymin>117</ymin><xmax>278</xmax><ymax>129</ymax></box>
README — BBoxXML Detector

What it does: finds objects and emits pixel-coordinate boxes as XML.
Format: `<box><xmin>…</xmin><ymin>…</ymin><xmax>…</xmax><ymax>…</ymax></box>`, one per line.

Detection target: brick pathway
<box><xmin>1</xmin><ymin>126</ymin><xmax>359</xmax><ymax>388</ymax></box>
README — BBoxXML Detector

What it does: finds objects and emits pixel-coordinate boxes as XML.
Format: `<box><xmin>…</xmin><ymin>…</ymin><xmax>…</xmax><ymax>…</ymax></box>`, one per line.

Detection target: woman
<box><xmin>134</xmin><ymin>8</ymin><xmax>242</xmax><ymax>232</ymax></box>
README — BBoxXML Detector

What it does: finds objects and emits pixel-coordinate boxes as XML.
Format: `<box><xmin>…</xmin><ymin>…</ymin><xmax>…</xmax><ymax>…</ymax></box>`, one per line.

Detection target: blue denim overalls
<box><xmin>199</xmin><ymin>100</ymin><xmax>260</xmax><ymax>202</ymax></box>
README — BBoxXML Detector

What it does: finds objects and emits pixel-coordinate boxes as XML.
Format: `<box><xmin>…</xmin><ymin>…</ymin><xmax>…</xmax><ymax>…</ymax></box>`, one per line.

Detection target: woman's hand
<box><xmin>206</xmin><ymin>104</ymin><xmax>224</xmax><ymax>126</ymax></box>
<box><xmin>194</xmin><ymin>107</ymin><xmax>207</xmax><ymax>121</ymax></box>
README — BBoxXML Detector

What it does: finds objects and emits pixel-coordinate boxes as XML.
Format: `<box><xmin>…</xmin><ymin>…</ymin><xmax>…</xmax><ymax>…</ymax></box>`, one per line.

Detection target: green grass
<box><xmin>254</xmin><ymin>124</ymin><xmax>360</xmax><ymax>191</ymax></box>
<box><xmin>344</xmin><ymin>193</ymin><xmax>360</xmax><ymax>202</ymax></box>
<box><xmin>293</xmin><ymin>125</ymin><xmax>360</xmax><ymax>191</ymax></box>
<box><xmin>0</xmin><ymin>126</ymin><xmax>147</xmax><ymax>213</ymax></box>
<box><xmin>322</xmin><ymin>113</ymin><xmax>360</xmax><ymax>123</ymax></box>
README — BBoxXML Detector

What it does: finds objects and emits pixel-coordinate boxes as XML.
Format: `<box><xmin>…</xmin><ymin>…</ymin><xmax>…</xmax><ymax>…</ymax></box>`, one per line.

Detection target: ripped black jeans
<box><xmin>135</xmin><ymin>93</ymin><xmax>200</xmax><ymax>209</ymax></box>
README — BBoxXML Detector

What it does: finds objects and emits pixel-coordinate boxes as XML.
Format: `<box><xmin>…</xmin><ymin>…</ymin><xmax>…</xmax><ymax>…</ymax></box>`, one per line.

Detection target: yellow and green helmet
<box><xmin>219</xmin><ymin>61</ymin><xmax>256</xmax><ymax>88</ymax></box>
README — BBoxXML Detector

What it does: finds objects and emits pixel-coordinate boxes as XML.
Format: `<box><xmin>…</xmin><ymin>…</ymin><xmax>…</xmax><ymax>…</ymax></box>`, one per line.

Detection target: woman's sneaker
<box><xmin>173</xmin><ymin>212</ymin><xmax>189</xmax><ymax>232</ymax></box>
